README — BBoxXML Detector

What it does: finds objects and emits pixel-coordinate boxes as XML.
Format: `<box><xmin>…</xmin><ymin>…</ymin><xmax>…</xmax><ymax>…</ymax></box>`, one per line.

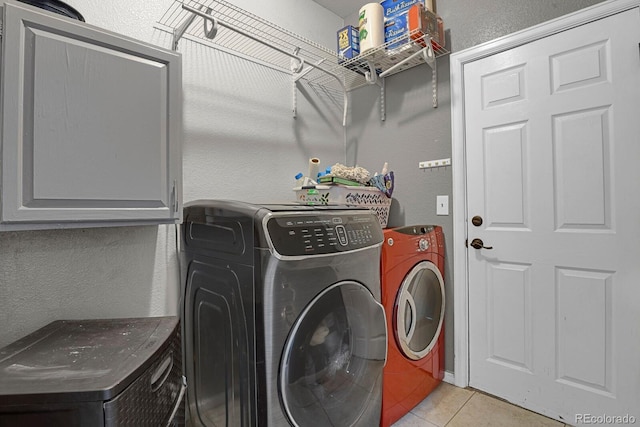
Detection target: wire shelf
<box><xmin>155</xmin><ymin>0</ymin><xmax>449</xmax><ymax>123</ymax></box>
<box><xmin>313</xmin><ymin>31</ymin><xmax>449</xmax><ymax>90</ymax></box>
<box><xmin>156</xmin><ymin>0</ymin><xmax>355</xmax><ymax>88</ymax></box>
<box><xmin>156</xmin><ymin>0</ymin><xmax>448</xmax><ymax>91</ymax></box>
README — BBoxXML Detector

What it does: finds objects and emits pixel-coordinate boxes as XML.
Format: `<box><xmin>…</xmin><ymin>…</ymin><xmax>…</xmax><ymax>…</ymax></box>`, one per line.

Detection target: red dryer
<box><xmin>380</xmin><ymin>225</ymin><xmax>445</xmax><ymax>427</ymax></box>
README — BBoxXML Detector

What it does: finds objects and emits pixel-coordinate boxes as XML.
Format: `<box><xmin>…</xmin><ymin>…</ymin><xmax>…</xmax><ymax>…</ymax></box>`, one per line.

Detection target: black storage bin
<box><xmin>0</xmin><ymin>317</ymin><xmax>184</xmax><ymax>426</ymax></box>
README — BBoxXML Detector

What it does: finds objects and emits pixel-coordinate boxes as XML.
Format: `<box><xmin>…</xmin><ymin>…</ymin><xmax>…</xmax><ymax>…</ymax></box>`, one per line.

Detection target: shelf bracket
<box><xmin>290</xmin><ymin>47</ymin><xmax>305</xmax><ymax>74</ymax></box>
<box><xmin>420</xmin><ymin>44</ymin><xmax>438</xmax><ymax>108</ymax></box>
<box><xmin>292</xmin><ymin>74</ymin><xmax>297</xmax><ymax>119</ymax></box>
<box><xmin>380</xmin><ymin>78</ymin><xmax>386</xmax><ymax>121</ymax></box>
<box><xmin>365</xmin><ymin>60</ymin><xmax>378</xmax><ymax>85</ymax></box>
<box><xmin>172</xmin><ymin>5</ymin><xmax>218</xmax><ymax>50</ymax></box>
<box><xmin>292</xmin><ymin>54</ymin><xmax>324</xmax><ymax>119</ymax></box>
<box><xmin>293</xmin><ymin>55</ymin><xmax>318</xmax><ymax>82</ymax></box>
<box><xmin>374</xmin><ymin>42</ymin><xmax>439</xmax><ymax>120</ymax></box>
<box><xmin>431</xmin><ymin>56</ymin><xmax>438</xmax><ymax>108</ymax></box>
<box><xmin>171</xmin><ymin>4</ymin><xmax>201</xmax><ymax>50</ymax></box>
<box><xmin>362</xmin><ymin>60</ymin><xmax>385</xmax><ymax>120</ymax></box>
<box><xmin>422</xmin><ymin>42</ymin><xmax>436</xmax><ymax>67</ymax></box>
<box><xmin>291</xmin><ymin>47</ymin><xmax>303</xmax><ymax>119</ymax></box>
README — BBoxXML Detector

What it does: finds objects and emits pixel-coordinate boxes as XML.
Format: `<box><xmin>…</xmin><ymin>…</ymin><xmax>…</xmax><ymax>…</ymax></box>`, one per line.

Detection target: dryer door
<box><xmin>395</xmin><ymin>261</ymin><xmax>445</xmax><ymax>360</ymax></box>
<box><xmin>280</xmin><ymin>281</ymin><xmax>387</xmax><ymax>427</ymax></box>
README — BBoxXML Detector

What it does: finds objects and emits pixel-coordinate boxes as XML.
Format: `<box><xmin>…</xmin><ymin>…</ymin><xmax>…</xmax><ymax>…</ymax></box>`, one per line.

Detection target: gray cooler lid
<box><xmin>0</xmin><ymin>316</ymin><xmax>178</xmax><ymax>405</ymax></box>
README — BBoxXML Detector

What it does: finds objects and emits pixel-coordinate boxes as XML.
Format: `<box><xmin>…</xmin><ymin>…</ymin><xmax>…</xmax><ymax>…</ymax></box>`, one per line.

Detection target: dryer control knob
<box><xmin>419</xmin><ymin>238</ymin><xmax>429</xmax><ymax>251</ymax></box>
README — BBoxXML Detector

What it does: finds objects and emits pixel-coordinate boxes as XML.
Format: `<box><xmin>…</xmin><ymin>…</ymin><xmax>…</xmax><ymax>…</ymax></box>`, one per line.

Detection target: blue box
<box><xmin>337</xmin><ymin>25</ymin><xmax>360</xmax><ymax>60</ymax></box>
<box><xmin>380</xmin><ymin>0</ymin><xmax>422</xmax><ymax>51</ymax></box>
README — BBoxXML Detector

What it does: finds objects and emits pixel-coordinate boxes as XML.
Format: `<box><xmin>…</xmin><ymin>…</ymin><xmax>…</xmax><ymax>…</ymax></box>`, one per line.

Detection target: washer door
<box><xmin>395</xmin><ymin>261</ymin><xmax>445</xmax><ymax>360</ymax></box>
<box><xmin>280</xmin><ymin>281</ymin><xmax>387</xmax><ymax>427</ymax></box>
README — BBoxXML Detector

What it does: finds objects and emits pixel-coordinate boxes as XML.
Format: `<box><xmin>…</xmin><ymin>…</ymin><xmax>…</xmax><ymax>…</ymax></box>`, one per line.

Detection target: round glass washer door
<box><xmin>280</xmin><ymin>281</ymin><xmax>387</xmax><ymax>427</ymax></box>
<box><xmin>395</xmin><ymin>261</ymin><xmax>445</xmax><ymax>360</ymax></box>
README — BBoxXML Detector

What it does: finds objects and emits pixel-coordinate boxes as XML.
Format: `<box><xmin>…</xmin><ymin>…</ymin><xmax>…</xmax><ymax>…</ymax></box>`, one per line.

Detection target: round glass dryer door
<box><xmin>280</xmin><ymin>281</ymin><xmax>387</xmax><ymax>427</ymax></box>
<box><xmin>395</xmin><ymin>261</ymin><xmax>445</xmax><ymax>360</ymax></box>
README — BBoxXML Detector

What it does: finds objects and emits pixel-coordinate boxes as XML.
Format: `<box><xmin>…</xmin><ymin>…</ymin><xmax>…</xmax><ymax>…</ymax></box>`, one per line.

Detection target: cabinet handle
<box><xmin>171</xmin><ymin>181</ymin><xmax>175</xmax><ymax>212</ymax></box>
<box><xmin>172</xmin><ymin>180</ymin><xmax>179</xmax><ymax>213</ymax></box>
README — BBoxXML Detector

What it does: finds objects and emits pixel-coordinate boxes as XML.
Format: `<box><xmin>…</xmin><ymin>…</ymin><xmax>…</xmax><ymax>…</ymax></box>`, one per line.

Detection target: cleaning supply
<box><xmin>370</xmin><ymin>171</ymin><xmax>394</xmax><ymax>197</ymax></box>
<box><xmin>358</xmin><ymin>3</ymin><xmax>384</xmax><ymax>53</ymax></box>
<box><xmin>337</xmin><ymin>25</ymin><xmax>360</xmax><ymax>60</ymax></box>
<box><xmin>408</xmin><ymin>3</ymin><xmax>445</xmax><ymax>49</ymax></box>
<box><xmin>380</xmin><ymin>0</ymin><xmax>421</xmax><ymax>52</ymax></box>
<box><xmin>318</xmin><ymin>176</ymin><xmax>364</xmax><ymax>186</ymax></box>
<box><xmin>330</xmin><ymin>163</ymin><xmax>371</xmax><ymax>184</ymax></box>
<box><xmin>370</xmin><ymin>162</ymin><xmax>394</xmax><ymax>197</ymax></box>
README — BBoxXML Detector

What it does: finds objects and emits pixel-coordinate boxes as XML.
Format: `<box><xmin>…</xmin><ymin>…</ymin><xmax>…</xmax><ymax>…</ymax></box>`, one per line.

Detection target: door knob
<box><xmin>471</xmin><ymin>216</ymin><xmax>483</xmax><ymax>226</ymax></box>
<box><xmin>470</xmin><ymin>238</ymin><xmax>493</xmax><ymax>250</ymax></box>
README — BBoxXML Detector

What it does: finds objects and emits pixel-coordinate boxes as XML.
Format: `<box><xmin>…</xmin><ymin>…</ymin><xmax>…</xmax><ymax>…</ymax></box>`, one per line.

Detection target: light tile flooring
<box><xmin>392</xmin><ymin>382</ymin><xmax>571</xmax><ymax>427</ymax></box>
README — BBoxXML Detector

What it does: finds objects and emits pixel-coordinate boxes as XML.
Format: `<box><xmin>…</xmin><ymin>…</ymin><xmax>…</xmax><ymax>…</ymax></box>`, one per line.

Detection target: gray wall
<box><xmin>0</xmin><ymin>0</ymin><xmax>344</xmax><ymax>348</ymax></box>
<box><xmin>347</xmin><ymin>0</ymin><xmax>604</xmax><ymax>373</ymax></box>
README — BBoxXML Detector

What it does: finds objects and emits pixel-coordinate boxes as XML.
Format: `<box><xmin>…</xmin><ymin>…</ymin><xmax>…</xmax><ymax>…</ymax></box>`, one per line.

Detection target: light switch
<box><xmin>437</xmin><ymin>195</ymin><xmax>449</xmax><ymax>216</ymax></box>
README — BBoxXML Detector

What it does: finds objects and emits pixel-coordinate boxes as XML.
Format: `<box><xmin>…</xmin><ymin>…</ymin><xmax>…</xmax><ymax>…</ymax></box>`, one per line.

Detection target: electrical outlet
<box><xmin>437</xmin><ymin>195</ymin><xmax>449</xmax><ymax>215</ymax></box>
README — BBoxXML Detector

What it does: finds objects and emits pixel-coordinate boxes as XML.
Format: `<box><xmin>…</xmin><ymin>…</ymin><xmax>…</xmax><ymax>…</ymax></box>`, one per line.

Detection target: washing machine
<box><xmin>179</xmin><ymin>200</ymin><xmax>388</xmax><ymax>427</ymax></box>
<box><xmin>380</xmin><ymin>225</ymin><xmax>445</xmax><ymax>427</ymax></box>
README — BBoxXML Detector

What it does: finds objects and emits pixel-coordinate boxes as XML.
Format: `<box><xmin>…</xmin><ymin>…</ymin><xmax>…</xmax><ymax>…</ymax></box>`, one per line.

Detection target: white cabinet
<box><xmin>1</xmin><ymin>1</ymin><xmax>182</xmax><ymax>230</ymax></box>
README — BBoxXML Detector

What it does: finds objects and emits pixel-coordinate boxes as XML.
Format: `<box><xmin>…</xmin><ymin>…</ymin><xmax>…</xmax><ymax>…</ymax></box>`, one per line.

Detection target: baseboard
<box><xmin>443</xmin><ymin>371</ymin><xmax>455</xmax><ymax>385</ymax></box>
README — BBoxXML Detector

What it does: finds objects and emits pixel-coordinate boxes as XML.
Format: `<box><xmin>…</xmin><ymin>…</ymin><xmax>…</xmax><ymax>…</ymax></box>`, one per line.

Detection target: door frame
<box><xmin>449</xmin><ymin>0</ymin><xmax>639</xmax><ymax>388</ymax></box>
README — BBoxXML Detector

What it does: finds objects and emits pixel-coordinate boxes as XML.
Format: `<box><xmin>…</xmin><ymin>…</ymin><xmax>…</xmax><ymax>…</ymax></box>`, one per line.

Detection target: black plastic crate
<box><xmin>0</xmin><ymin>317</ymin><xmax>184</xmax><ymax>427</ymax></box>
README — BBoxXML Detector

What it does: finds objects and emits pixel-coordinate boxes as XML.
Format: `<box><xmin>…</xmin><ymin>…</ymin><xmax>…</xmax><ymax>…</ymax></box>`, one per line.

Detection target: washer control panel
<box><xmin>266</xmin><ymin>212</ymin><xmax>383</xmax><ymax>256</ymax></box>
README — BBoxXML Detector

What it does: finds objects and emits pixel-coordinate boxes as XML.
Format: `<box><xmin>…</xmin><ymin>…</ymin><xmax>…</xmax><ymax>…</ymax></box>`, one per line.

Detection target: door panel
<box><xmin>487</xmin><ymin>262</ymin><xmax>532</xmax><ymax>372</ymax></box>
<box><xmin>552</xmin><ymin>107</ymin><xmax>611</xmax><ymax>230</ymax></box>
<box><xmin>484</xmin><ymin>122</ymin><xmax>528</xmax><ymax>228</ymax></box>
<box><xmin>464</xmin><ymin>7</ymin><xmax>640</xmax><ymax>421</ymax></box>
<box><xmin>555</xmin><ymin>267</ymin><xmax>613</xmax><ymax>394</ymax></box>
<box><xmin>481</xmin><ymin>65</ymin><xmax>527</xmax><ymax>108</ymax></box>
<box><xmin>550</xmin><ymin>41</ymin><xmax>608</xmax><ymax>92</ymax></box>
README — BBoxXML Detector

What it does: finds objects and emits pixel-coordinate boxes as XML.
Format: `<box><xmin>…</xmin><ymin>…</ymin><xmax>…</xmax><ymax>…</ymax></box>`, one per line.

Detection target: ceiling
<box><xmin>312</xmin><ymin>0</ymin><xmax>362</xmax><ymax>19</ymax></box>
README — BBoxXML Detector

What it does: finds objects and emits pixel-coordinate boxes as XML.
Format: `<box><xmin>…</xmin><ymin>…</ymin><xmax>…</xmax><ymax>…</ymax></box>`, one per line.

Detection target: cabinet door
<box><xmin>1</xmin><ymin>1</ymin><xmax>182</xmax><ymax>227</ymax></box>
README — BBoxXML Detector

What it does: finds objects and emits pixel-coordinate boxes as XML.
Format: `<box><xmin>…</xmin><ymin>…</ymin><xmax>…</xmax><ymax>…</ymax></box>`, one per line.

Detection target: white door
<box><xmin>464</xmin><ymin>7</ymin><xmax>640</xmax><ymax>423</ymax></box>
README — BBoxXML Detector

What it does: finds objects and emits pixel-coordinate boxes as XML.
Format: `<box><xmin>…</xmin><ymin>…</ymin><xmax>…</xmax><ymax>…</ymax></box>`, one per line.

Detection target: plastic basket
<box><xmin>294</xmin><ymin>185</ymin><xmax>392</xmax><ymax>228</ymax></box>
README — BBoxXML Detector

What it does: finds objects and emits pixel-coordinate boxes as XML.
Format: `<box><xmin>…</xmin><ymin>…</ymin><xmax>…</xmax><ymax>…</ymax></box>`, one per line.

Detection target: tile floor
<box><xmin>391</xmin><ymin>382</ymin><xmax>571</xmax><ymax>427</ymax></box>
